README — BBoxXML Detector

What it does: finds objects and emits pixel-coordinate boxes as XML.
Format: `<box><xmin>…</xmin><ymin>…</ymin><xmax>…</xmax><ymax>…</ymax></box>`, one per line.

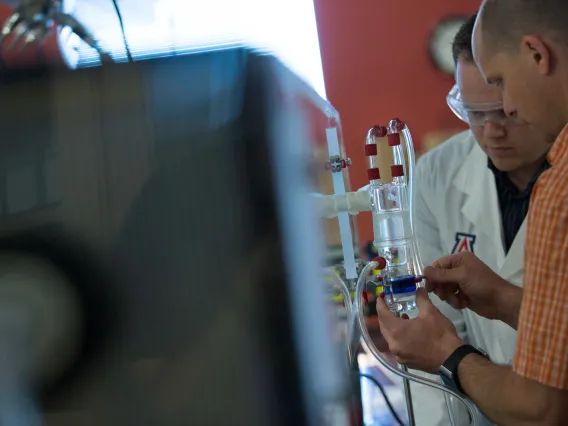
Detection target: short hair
<box><xmin>479</xmin><ymin>0</ymin><xmax>568</xmax><ymax>49</ymax></box>
<box><xmin>452</xmin><ymin>13</ymin><xmax>478</xmax><ymax>64</ymax></box>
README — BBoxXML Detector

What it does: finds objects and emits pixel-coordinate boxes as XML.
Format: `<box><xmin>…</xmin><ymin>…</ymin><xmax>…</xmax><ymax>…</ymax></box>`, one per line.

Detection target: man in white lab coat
<box><xmin>405</xmin><ymin>13</ymin><xmax>550</xmax><ymax>425</ymax></box>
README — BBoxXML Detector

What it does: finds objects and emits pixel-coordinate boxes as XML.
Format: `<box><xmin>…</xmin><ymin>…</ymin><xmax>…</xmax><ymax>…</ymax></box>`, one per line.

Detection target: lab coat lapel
<box><xmin>499</xmin><ymin>220</ymin><xmax>526</xmax><ymax>284</ymax></box>
<box><xmin>452</xmin><ymin>143</ymin><xmax>506</xmax><ymax>266</ymax></box>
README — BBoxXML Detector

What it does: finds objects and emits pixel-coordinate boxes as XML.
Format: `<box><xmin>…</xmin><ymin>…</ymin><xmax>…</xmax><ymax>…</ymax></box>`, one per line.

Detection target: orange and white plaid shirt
<box><xmin>514</xmin><ymin>124</ymin><xmax>568</xmax><ymax>389</ymax></box>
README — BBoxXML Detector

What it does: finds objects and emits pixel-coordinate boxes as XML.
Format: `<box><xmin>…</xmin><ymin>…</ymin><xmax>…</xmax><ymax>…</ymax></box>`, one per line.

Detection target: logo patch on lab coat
<box><xmin>452</xmin><ymin>232</ymin><xmax>476</xmax><ymax>254</ymax></box>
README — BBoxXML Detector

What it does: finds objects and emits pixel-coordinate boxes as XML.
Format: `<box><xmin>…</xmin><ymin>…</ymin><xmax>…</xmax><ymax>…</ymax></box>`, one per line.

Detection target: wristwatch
<box><xmin>439</xmin><ymin>344</ymin><xmax>489</xmax><ymax>394</ymax></box>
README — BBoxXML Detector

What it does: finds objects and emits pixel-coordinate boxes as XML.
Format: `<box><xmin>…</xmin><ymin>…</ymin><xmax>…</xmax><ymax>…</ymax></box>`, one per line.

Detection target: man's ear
<box><xmin>521</xmin><ymin>35</ymin><xmax>552</xmax><ymax>75</ymax></box>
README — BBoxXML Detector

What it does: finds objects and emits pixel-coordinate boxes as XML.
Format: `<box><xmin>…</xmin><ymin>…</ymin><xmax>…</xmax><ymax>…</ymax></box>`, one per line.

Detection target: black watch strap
<box><xmin>439</xmin><ymin>344</ymin><xmax>488</xmax><ymax>393</ymax></box>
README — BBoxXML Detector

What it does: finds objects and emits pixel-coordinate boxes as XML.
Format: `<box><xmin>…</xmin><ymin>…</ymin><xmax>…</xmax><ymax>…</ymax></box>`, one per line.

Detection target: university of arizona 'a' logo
<box><xmin>452</xmin><ymin>232</ymin><xmax>476</xmax><ymax>254</ymax></box>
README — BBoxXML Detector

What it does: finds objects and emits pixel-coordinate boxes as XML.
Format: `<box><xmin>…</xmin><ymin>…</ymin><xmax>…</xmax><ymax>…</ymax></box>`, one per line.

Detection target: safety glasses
<box><xmin>446</xmin><ymin>84</ymin><xmax>524</xmax><ymax>127</ymax></box>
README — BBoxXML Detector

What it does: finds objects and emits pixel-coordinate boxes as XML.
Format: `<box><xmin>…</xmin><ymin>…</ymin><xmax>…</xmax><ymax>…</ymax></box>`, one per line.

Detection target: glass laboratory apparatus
<box><xmin>318</xmin><ymin>119</ymin><xmax>483</xmax><ymax>426</ymax></box>
<box><xmin>364</xmin><ymin>119</ymin><xmax>424</xmax><ymax>313</ymax></box>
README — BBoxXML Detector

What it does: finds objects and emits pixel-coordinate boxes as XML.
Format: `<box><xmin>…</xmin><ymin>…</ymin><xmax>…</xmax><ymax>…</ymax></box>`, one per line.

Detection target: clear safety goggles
<box><xmin>446</xmin><ymin>84</ymin><xmax>523</xmax><ymax>127</ymax></box>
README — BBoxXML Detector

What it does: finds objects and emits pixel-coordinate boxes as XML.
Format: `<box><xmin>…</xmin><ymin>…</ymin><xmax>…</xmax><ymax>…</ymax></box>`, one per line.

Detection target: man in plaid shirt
<box><xmin>375</xmin><ymin>1</ymin><xmax>568</xmax><ymax>424</ymax></box>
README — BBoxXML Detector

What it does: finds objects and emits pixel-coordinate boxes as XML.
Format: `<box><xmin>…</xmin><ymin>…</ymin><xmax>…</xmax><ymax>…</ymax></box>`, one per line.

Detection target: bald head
<box><xmin>473</xmin><ymin>0</ymin><xmax>568</xmax><ymax>147</ymax></box>
<box><xmin>479</xmin><ymin>0</ymin><xmax>568</xmax><ymax>50</ymax></box>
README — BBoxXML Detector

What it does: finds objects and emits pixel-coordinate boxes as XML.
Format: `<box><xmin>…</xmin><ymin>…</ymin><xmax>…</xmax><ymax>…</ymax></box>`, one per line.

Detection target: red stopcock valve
<box><xmin>372</xmin><ymin>256</ymin><xmax>387</xmax><ymax>270</ymax></box>
<box><xmin>389</xmin><ymin>118</ymin><xmax>405</xmax><ymax>132</ymax></box>
<box><xmin>371</xmin><ymin>125</ymin><xmax>388</xmax><ymax>138</ymax></box>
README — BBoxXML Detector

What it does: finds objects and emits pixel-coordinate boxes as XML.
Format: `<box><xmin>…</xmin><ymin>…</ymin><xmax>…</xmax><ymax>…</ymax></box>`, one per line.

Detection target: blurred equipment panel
<box><xmin>0</xmin><ymin>49</ymin><xmax>350</xmax><ymax>426</ymax></box>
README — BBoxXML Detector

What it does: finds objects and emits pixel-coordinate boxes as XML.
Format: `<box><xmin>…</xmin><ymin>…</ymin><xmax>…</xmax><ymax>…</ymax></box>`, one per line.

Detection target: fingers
<box><xmin>431</xmin><ymin>253</ymin><xmax>463</xmax><ymax>269</ymax></box>
<box><xmin>415</xmin><ymin>287</ymin><xmax>432</xmax><ymax>311</ymax></box>
<box><xmin>375</xmin><ymin>294</ymin><xmax>400</xmax><ymax>327</ymax></box>
<box><xmin>425</xmin><ymin>275</ymin><xmax>455</xmax><ymax>294</ymax></box>
<box><xmin>427</xmin><ymin>281</ymin><xmax>469</xmax><ymax>312</ymax></box>
<box><xmin>424</xmin><ymin>265</ymin><xmax>462</xmax><ymax>284</ymax></box>
<box><xmin>426</xmin><ymin>271</ymin><xmax>460</xmax><ymax>301</ymax></box>
<box><xmin>447</xmin><ymin>292</ymin><xmax>469</xmax><ymax>310</ymax></box>
<box><xmin>378</xmin><ymin>289</ymin><xmax>434</xmax><ymax>318</ymax></box>
<box><xmin>433</xmin><ymin>285</ymin><xmax>459</xmax><ymax>302</ymax></box>
<box><xmin>365</xmin><ymin>315</ymin><xmax>390</xmax><ymax>352</ymax></box>
<box><xmin>431</xmin><ymin>255</ymin><xmax>453</xmax><ymax>269</ymax></box>
<box><xmin>416</xmin><ymin>287</ymin><xmax>463</xmax><ymax>315</ymax></box>
<box><xmin>435</xmin><ymin>288</ymin><xmax>469</xmax><ymax>310</ymax></box>
<box><xmin>375</xmin><ymin>295</ymin><xmax>404</xmax><ymax>344</ymax></box>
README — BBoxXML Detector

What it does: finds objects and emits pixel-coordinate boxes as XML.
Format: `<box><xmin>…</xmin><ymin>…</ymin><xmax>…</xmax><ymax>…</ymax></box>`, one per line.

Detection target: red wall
<box><xmin>314</xmin><ymin>0</ymin><xmax>478</xmax><ymax>244</ymax></box>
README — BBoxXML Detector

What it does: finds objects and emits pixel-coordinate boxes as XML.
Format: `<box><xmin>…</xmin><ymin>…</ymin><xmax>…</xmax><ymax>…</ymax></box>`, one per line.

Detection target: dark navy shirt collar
<box><xmin>487</xmin><ymin>158</ymin><xmax>550</xmax><ymax>199</ymax></box>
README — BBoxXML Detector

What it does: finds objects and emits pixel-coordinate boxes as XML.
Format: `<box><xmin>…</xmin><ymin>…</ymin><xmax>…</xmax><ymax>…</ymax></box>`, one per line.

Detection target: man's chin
<box><xmin>488</xmin><ymin>158</ymin><xmax>520</xmax><ymax>173</ymax></box>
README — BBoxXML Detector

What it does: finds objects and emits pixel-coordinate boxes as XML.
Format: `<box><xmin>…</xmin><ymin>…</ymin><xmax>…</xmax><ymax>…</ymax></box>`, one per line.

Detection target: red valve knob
<box><xmin>367</xmin><ymin>168</ymin><xmax>380</xmax><ymax>180</ymax></box>
<box><xmin>389</xmin><ymin>118</ymin><xmax>405</xmax><ymax>132</ymax></box>
<box><xmin>372</xmin><ymin>125</ymin><xmax>388</xmax><ymax>138</ymax></box>
<box><xmin>372</xmin><ymin>256</ymin><xmax>387</xmax><ymax>270</ymax></box>
<box><xmin>340</xmin><ymin>159</ymin><xmax>346</xmax><ymax>168</ymax></box>
<box><xmin>387</xmin><ymin>133</ymin><xmax>401</xmax><ymax>146</ymax></box>
<box><xmin>391</xmin><ymin>164</ymin><xmax>404</xmax><ymax>177</ymax></box>
<box><xmin>365</xmin><ymin>144</ymin><xmax>378</xmax><ymax>156</ymax></box>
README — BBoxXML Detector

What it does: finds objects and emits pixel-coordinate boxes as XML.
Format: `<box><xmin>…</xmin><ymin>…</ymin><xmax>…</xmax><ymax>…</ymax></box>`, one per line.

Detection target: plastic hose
<box><xmin>402</xmin><ymin>127</ymin><xmax>425</xmax><ymax>280</ymax></box>
<box><xmin>324</xmin><ymin>268</ymin><xmax>353</xmax><ymax>323</ymax></box>
<box><xmin>354</xmin><ymin>261</ymin><xmax>481</xmax><ymax>426</ymax></box>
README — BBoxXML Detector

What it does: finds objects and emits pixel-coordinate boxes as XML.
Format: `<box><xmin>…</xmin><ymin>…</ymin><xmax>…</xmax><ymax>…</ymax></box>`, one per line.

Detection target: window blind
<box><xmin>74</xmin><ymin>0</ymin><xmax>326</xmax><ymax>99</ymax></box>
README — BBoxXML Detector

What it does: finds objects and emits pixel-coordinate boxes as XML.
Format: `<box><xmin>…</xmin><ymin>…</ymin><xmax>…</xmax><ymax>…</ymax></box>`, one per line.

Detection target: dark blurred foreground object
<box><xmin>0</xmin><ymin>48</ymin><xmax>352</xmax><ymax>426</ymax></box>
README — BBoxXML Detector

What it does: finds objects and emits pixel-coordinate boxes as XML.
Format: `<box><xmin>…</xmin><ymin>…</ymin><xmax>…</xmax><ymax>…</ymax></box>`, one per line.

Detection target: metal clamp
<box><xmin>325</xmin><ymin>155</ymin><xmax>352</xmax><ymax>173</ymax></box>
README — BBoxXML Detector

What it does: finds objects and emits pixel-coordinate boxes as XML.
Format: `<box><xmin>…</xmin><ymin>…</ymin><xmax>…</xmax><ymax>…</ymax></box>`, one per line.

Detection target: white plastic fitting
<box><xmin>312</xmin><ymin>191</ymin><xmax>372</xmax><ymax>218</ymax></box>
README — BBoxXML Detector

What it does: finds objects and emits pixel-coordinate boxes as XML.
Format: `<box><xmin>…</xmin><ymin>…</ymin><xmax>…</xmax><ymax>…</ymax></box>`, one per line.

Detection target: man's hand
<box><xmin>364</xmin><ymin>315</ymin><xmax>390</xmax><ymax>353</ymax></box>
<box><xmin>425</xmin><ymin>251</ymin><xmax>520</xmax><ymax>325</ymax></box>
<box><xmin>376</xmin><ymin>288</ymin><xmax>464</xmax><ymax>373</ymax></box>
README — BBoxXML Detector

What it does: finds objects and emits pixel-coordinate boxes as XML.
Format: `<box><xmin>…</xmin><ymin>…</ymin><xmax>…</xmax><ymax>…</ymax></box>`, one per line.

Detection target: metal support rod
<box><xmin>400</xmin><ymin>365</ymin><xmax>416</xmax><ymax>426</ymax></box>
<box><xmin>397</xmin><ymin>307</ymin><xmax>416</xmax><ymax>426</ymax></box>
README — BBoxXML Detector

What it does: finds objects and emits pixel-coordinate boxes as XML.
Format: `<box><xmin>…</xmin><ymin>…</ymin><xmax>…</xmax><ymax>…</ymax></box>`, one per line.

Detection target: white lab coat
<box><xmin>410</xmin><ymin>130</ymin><xmax>524</xmax><ymax>426</ymax></box>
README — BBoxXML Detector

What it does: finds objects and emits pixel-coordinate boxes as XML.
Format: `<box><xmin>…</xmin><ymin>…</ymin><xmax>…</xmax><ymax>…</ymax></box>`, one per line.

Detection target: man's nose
<box><xmin>484</xmin><ymin>121</ymin><xmax>506</xmax><ymax>138</ymax></box>
<box><xmin>503</xmin><ymin>94</ymin><xmax>517</xmax><ymax>118</ymax></box>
